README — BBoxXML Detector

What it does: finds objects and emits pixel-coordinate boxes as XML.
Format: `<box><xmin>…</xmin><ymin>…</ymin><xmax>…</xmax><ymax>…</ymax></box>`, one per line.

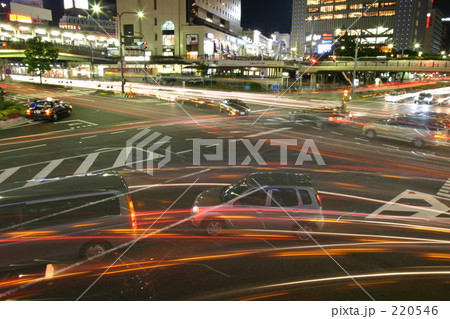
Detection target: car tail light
<box><xmin>45</xmin><ymin>109</ymin><xmax>51</xmax><ymax>116</ymax></box>
<box><xmin>433</xmin><ymin>134</ymin><xmax>448</xmax><ymax>140</ymax></box>
<box><xmin>126</xmin><ymin>194</ymin><xmax>137</xmax><ymax>230</ymax></box>
<box><xmin>315</xmin><ymin>194</ymin><xmax>322</xmax><ymax>206</ymax></box>
<box><xmin>26</xmin><ymin>109</ymin><xmax>31</xmax><ymax>115</ymax></box>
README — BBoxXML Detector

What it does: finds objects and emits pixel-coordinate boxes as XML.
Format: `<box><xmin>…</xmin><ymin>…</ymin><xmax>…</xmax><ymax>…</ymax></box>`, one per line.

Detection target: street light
<box><xmin>117</xmin><ymin>11</ymin><xmax>144</xmax><ymax>94</ymax></box>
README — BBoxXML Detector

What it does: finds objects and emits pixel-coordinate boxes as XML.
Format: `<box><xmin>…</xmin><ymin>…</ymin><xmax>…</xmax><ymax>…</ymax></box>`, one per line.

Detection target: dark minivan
<box><xmin>0</xmin><ymin>172</ymin><xmax>137</xmax><ymax>269</ymax></box>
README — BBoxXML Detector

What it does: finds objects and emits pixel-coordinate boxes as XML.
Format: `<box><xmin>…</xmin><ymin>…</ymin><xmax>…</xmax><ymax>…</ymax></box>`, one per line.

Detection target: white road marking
<box><xmin>54</xmin><ymin>119</ymin><xmax>98</xmax><ymax>126</ymax></box>
<box><xmin>25</xmin><ymin>159</ymin><xmax>64</xmax><ymax>187</ymax></box>
<box><xmin>112</xmin><ymin>148</ymin><xmax>129</xmax><ymax>167</ymax></box>
<box><xmin>80</xmin><ymin>135</ymin><xmax>97</xmax><ymax>139</ymax></box>
<box><xmin>244</xmin><ymin>127</ymin><xmax>290</xmax><ymax>138</ymax></box>
<box><xmin>73</xmin><ymin>152</ymin><xmax>100</xmax><ymax>175</ymax></box>
<box><xmin>0</xmin><ymin>167</ymin><xmax>20</xmax><ymax>184</ymax></box>
<box><xmin>368</xmin><ymin>189</ymin><xmax>450</xmax><ymax>220</ymax></box>
<box><xmin>110</xmin><ymin>131</ymin><xmax>126</xmax><ymax>135</ymax></box>
<box><xmin>0</xmin><ymin>144</ymin><xmax>47</xmax><ymax>154</ymax></box>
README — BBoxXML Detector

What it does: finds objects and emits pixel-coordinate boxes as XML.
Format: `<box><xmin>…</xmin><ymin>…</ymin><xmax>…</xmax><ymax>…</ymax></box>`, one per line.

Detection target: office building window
<box><xmin>320</xmin><ymin>5</ymin><xmax>333</xmax><ymax>13</ymax></box>
<box><xmin>379</xmin><ymin>10</ymin><xmax>396</xmax><ymax>16</ymax></box>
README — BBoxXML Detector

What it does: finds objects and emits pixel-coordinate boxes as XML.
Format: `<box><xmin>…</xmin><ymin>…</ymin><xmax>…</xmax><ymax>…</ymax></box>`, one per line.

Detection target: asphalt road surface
<box><xmin>0</xmin><ymin>82</ymin><xmax>449</xmax><ymax>300</ymax></box>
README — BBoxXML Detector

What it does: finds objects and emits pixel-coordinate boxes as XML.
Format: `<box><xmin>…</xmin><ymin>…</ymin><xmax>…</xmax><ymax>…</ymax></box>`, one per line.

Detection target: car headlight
<box><xmin>192</xmin><ymin>206</ymin><xmax>199</xmax><ymax>215</ymax></box>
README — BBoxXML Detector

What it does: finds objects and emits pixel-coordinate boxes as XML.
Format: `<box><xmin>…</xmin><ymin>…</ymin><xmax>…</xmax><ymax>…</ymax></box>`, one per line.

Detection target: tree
<box><xmin>196</xmin><ymin>61</ymin><xmax>209</xmax><ymax>78</ymax></box>
<box><xmin>23</xmin><ymin>36</ymin><xmax>59</xmax><ymax>84</ymax></box>
<box><xmin>332</xmin><ymin>31</ymin><xmax>356</xmax><ymax>57</ymax></box>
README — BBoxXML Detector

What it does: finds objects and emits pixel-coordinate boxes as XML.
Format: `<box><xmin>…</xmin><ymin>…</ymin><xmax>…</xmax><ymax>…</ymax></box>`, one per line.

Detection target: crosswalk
<box><xmin>437</xmin><ymin>178</ymin><xmax>450</xmax><ymax>200</ymax></box>
<box><xmin>0</xmin><ymin>148</ymin><xmax>147</xmax><ymax>191</ymax></box>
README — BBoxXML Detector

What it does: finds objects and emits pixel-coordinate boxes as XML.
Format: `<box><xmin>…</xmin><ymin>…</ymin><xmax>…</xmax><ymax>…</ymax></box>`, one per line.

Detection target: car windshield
<box><xmin>222</xmin><ymin>179</ymin><xmax>251</xmax><ymax>201</ymax></box>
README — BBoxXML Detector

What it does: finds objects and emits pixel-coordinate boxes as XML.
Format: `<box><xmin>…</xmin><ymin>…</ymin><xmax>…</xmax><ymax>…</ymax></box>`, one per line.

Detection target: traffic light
<box><xmin>137</xmin><ymin>41</ymin><xmax>148</xmax><ymax>50</ymax></box>
<box><xmin>330</xmin><ymin>55</ymin><xmax>337</xmax><ymax>62</ymax></box>
<box><xmin>1</xmin><ymin>42</ymin><xmax>7</xmax><ymax>47</ymax></box>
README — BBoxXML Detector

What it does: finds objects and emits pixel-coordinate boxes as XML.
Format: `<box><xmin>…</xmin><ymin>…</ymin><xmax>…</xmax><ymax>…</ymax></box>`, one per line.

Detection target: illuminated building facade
<box><xmin>291</xmin><ymin>0</ymin><xmax>433</xmax><ymax>56</ymax></box>
<box><xmin>117</xmin><ymin>0</ymin><xmax>245</xmax><ymax>59</ymax></box>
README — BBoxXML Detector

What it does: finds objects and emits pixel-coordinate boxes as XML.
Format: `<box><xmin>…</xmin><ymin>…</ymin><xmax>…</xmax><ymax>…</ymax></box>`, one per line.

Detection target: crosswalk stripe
<box><xmin>112</xmin><ymin>148</ymin><xmax>129</xmax><ymax>168</ymax></box>
<box><xmin>0</xmin><ymin>167</ymin><xmax>20</xmax><ymax>184</ymax></box>
<box><xmin>437</xmin><ymin>191</ymin><xmax>450</xmax><ymax>199</ymax></box>
<box><xmin>73</xmin><ymin>152</ymin><xmax>100</xmax><ymax>175</ymax></box>
<box><xmin>25</xmin><ymin>159</ymin><xmax>64</xmax><ymax>187</ymax></box>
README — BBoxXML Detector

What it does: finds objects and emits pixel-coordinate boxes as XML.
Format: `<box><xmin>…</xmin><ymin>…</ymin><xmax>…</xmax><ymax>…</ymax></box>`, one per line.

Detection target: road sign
<box><xmin>5</xmin><ymin>68</ymin><xmax>11</xmax><ymax>75</ymax></box>
<box><xmin>272</xmin><ymin>84</ymin><xmax>279</xmax><ymax>92</ymax></box>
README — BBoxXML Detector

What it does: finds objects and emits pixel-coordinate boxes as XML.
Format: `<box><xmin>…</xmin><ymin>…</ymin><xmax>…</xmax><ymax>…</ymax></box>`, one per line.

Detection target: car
<box><xmin>289</xmin><ymin>107</ymin><xmax>353</xmax><ymax>128</ymax></box>
<box><xmin>191</xmin><ymin>172</ymin><xmax>324</xmax><ymax>238</ymax></box>
<box><xmin>0</xmin><ymin>172</ymin><xmax>138</xmax><ymax>269</ymax></box>
<box><xmin>175</xmin><ymin>91</ymin><xmax>215</xmax><ymax>108</ymax></box>
<box><xmin>155</xmin><ymin>89</ymin><xmax>178</xmax><ymax>102</ymax></box>
<box><xmin>437</xmin><ymin>96</ymin><xmax>450</xmax><ymax>105</ymax></box>
<box><xmin>219</xmin><ymin>99</ymin><xmax>251</xmax><ymax>116</ymax></box>
<box><xmin>26</xmin><ymin>98</ymin><xmax>72</xmax><ymax>121</ymax></box>
<box><xmin>414</xmin><ymin>92</ymin><xmax>433</xmax><ymax>104</ymax></box>
<box><xmin>362</xmin><ymin>116</ymin><xmax>448</xmax><ymax>148</ymax></box>
<box><xmin>183</xmin><ymin>97</ymin><xmax>216</xmax><ymax>108</ymax></box>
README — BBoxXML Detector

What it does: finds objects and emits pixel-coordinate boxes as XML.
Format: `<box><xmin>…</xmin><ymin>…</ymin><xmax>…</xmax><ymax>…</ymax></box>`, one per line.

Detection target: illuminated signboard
<box><xmin>64</xmin><ymin>0</ymin><xmax>89</xmax><ymax>10</ymax></box>
<box><xmin>9</xmin><ymin>14</ymin><xmax>32</xmax><ymax>24</ymax></box>
<box><xmin>322</xmin><ymin>33</ymin><xmax>333</xmax><ymax>44</ymax></box>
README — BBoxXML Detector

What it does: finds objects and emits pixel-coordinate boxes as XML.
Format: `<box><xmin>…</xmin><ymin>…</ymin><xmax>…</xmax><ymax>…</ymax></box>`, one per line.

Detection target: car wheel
<box><xmin>295</xmin><ymin>224</ymin><xmax>314</xmax><ymax>240</ymax></box>
<box><xmin>365</xmin><ymin>129</ymin><xmax>376</xmax><ymax>139</ymax></box>
<box><xmin>413</xmin><ymin>138</ymin><xmax>425</xmax><ymax>148</ymax></box>
<box><xmin>80</xmin><ymin>241</ymin><xmax>111</xmax><ymax>262</ymax></box>
<box><xmin>203</xmin><ymin>220</ymin><xmax>226</xmax><ymax>236</ymax></box>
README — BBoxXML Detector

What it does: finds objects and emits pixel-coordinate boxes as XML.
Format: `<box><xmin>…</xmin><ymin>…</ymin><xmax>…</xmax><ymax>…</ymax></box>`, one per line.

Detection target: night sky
<box><xmin>43</xmin><ymin>0</ymin><xmax>450</xmax><ymax>36</ymax></box>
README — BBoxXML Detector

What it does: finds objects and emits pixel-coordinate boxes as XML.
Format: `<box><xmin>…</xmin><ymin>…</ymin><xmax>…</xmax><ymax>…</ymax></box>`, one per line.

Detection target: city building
<box><xmin>291</xmin><ymin>0</ymin><xmax>433</xmax><ymax>57</ymax></box>
<box><xmin>272</xmin><ymin>32</ymin><xmax>291</xmax><ymax>60</ymax></box>
<box><xmin>59</xmin><ymin>0</ymin><xmax>116</xmax><ymax>36</ymax></box>
<box><xmin>117</xmin><ymin>0</ymin><xmax>244</xmax><ymax>59</ymax></box>
<box><xmin>0</xmin><ymin>0</ymin><xmax>52</xmax><ymax>25</ymax></box>
<box><xmin>423</xmin><ymin>8</ymin><xmax>444</xmax><ymax>56</ymax></box>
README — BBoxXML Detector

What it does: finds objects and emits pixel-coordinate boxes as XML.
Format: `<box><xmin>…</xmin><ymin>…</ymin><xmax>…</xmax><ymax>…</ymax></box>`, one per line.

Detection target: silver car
<box><xmin>191</xmin><ymin>172</ymin><xmax>323</xmax><ymax>238</ymax></box>
<box><xmin>362</xmin><ymin>118</ymin><xmax>448</xmax><ymax>148</ymax></box>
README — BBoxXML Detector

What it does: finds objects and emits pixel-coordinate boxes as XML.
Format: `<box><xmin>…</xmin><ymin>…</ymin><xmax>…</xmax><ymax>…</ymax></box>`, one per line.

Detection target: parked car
<box><xmin>0</xmin><ymin>172</ymin><xmax>137</xmax><ymax>269</ymax></box>
<box><xmin>219</xmin><ymin>99</ymin><xmax>251</xmax><ymax>116</ymax></box>
<box><xmin>362</xmin><ymin>116</ymin><xmax>448</xmax><ymax>148</ymax></box>
<box><xmin>26</xmin><ymin>98</ymin><xmax>72</xmax><ymax>121</ymax></box>
<box><xmin>414</xmin><ymin>92</ymin><xmax>433</xmax><ymax>104</ymax></box>
<box><xmin>191</xmin><ymin>172</ymin><xmax>324</xmax><ymax>238</ymax></box>
<box><xmin>289</xmin><ymin>107</ymin><xmax>353</xmax><ymax>128</ymax></box>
